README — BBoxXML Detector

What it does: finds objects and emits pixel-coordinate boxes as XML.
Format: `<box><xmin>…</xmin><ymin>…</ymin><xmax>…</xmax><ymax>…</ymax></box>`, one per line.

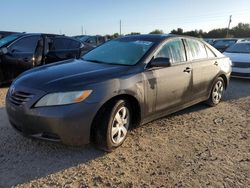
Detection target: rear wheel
<box><xmin>206</xmin><ymin>77</ymin><xmax>225</xmax><ymax>106</ymax></box>
<box><xmin>94</xmin><ymin>99</ymin><xmax>131</xmax><ymax>151</ymax></box>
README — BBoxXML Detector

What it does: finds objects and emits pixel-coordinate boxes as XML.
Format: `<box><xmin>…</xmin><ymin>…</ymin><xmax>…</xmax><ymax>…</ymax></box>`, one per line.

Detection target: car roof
<box><xmin>118</xmin><ymin>34</ymin><xmax>201</xmax><ymax>43</ymax></box>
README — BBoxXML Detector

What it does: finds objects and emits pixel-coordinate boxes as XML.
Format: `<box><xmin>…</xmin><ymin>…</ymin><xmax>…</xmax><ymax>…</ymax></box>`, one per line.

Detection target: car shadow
<box><xmin>0</xmin><ymin>83</ymin><xmax>10</xmax><ymax>89</ymax></box>
<box><xmin>0</xmin><ymin>107</ymin><xmax>104</xmax><ymax>187</ymax></box>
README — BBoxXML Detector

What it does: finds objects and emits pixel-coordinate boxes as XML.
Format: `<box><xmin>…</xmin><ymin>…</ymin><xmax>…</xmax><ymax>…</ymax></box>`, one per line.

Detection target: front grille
<box><xmin>233</xmin><ymin>62</ymin><xmax>250</xmax><ymax>68</ymax></box>
<box><xmin>9</xmin><ymin>91</ymin><xmax>34</xmax><ymax>106</ymax></box>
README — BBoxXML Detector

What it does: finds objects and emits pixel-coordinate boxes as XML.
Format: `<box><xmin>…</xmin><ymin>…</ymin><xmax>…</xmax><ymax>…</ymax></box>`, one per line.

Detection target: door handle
<box><xmin>214</xmin><ymin>61</ymin><xmax>219</xmax><ymax>66</ymax></box>
<box><xmin>183</xmin><ymin>67</ymin><xmax>192</xmax><ymax>73</ymax></box>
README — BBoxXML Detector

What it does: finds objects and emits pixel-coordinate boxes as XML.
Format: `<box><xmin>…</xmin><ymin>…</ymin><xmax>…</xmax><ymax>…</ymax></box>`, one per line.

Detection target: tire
<box><xmin>94</xmin><ymin>99</ymin><xmax>132</xmax><ymax>152</ymax></box>
<box><xmin>206</xmin><ymin>77</ymin><xmax>225</xmax><ymax>107</ymax></box>
<box><xmin>0</xmin><ymin>69</ymin><xmax>4</xmax><ymax>87</ymax></box>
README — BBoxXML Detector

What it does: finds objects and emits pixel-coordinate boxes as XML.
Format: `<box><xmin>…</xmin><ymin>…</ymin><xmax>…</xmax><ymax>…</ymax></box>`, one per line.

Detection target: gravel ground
<box><xmin>0</xmin><ymin>78</ymin><xmax>249</xmax><ymax>188</ymax></box>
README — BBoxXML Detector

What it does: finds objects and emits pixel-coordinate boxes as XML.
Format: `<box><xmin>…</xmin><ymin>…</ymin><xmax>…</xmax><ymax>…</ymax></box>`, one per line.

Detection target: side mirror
<box><xmin>150</xmin><ymin>57</ymin><xmax>171</xmax><ymax>67</ymax></box>
<box><xmin>0</xmin><ymin>47</ymin><xmax>8</xmax><ymax>55</ymax></box>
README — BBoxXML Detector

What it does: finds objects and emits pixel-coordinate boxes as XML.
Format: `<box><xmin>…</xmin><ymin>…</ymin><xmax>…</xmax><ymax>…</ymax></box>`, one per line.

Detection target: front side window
<box><xmin>9</xmin><ymin>36</ymin><xmax>39</xmax><ymax>53</ymax></box>
<box><xmin>83</xmin><ymin>39</ymin><xmax>154</xmax><ymax>65</ymax></box>
<box><xmin>155</xmin><ymin>38</ymin><xmax>186</xmax><ymax>64</ymax></box>
<box><xmin>186</xmin><ymin>39</ymin><xmax>207</xmax><ymax>60</ymax></box>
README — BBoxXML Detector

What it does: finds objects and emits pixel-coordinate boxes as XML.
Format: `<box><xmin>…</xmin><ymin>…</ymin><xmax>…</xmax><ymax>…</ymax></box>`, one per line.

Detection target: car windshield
<box><xmin>225</xmin><ymin>43</ymin><xmax>250</xmax><ymax>53</ymax></box>
<box><xmin>213</xmin><ymin>40</ymin><xmax>236</xmax><ymax>47</ymax></box>
<box><xmin>82</xmin><ymin>39</ymin><xmax>154</xmax><ymax>65</ymax></box>
<box><xmin>0</xmin><ymin>34</ymin><xmax>21</xmax><ymax>48</ymax></box>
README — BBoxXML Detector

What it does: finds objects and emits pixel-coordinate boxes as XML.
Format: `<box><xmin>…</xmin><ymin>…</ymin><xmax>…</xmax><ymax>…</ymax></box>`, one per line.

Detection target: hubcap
<box><xmin>111</xmin><ymin>106</ymin><xmax>130</xmax><ymax>144</ymax></box>
<box><xmin>212</xmin><ymin>80</ymin><xmax>224</xmax><ymax>104</ymax></box>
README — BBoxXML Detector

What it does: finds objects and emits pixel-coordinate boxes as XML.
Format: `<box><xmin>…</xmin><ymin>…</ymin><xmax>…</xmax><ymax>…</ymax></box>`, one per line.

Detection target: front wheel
<box><xmin>206</xmin><ymin>77</ymin><xmax>225</xmax><ymax>106</ymax></box>
<box><xmin>94</xmin><ymin>99</ymin><xmax>132</xmax><ymax>151</ymax></box>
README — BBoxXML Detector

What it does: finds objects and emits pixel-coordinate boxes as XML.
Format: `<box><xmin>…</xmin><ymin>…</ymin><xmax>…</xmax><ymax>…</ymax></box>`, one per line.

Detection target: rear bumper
<box><xmin>6</xmin><ymin>95</ymin><xmax>100</xmax><ymax>146</ymax></box>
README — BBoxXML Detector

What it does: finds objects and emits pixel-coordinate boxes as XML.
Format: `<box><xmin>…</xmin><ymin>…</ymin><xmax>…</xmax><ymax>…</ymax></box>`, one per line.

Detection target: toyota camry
<box><xmin>6</xmin><ymin>34</ymin><xmax>231</xmax><ymax>151</ymax></box>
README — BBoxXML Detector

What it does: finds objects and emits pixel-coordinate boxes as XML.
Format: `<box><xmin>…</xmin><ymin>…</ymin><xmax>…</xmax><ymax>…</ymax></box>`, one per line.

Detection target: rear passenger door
<box><xmin>45</xmin><ymin>37</ymin><xmax>81</xmax><ymax>63</ymax></box>
<box><xmin>185</xmin><ymin>39</ymin><xmax>220</xmax><ymax>100</ymax></box>
<box><xmin>152</xmin><ymin>38</ymin><xmax>193</xmax><ymax>113</ymax></box>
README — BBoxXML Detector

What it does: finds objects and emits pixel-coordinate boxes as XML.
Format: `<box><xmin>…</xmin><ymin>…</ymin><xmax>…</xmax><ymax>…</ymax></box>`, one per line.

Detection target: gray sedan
<box><xmin>6</xmin><ymin>34</ymin><xmax>231</xmax><ymax>151</ymax></box>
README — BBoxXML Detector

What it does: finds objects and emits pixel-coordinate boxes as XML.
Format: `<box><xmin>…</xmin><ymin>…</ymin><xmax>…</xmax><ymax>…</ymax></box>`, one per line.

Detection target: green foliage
<box><xmin>128</xmin><ymin>32</ymin><xmax>141</xmax><ymax>35</ymax></box>
<box><xmin>149</xmin><ymin>29</ymin><xmax>164</xmax><ymax>34</ymax></box>
<box><xmin>170</xmin><ymin>23</ymin><xmax>250</xmax><ymax>38</ymax></box>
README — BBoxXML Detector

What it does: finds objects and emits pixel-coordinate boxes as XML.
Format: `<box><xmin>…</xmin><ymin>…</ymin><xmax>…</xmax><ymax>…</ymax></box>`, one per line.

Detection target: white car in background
<box><xmin>223</xmin><ymin>41</ymin><xmax>250</xmax><ymax>79</ymax></box>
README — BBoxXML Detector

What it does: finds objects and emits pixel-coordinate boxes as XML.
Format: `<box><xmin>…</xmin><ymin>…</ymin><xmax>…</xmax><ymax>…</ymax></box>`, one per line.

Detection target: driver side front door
<box><xmin>153</xmin><ymin>38</ymin><xmax>193</xmax><ymax>114</ymax></box>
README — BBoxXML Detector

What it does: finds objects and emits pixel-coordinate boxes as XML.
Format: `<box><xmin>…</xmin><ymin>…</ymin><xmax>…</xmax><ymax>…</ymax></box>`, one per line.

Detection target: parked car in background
<box><xmin>0</xmin><ymin>31</ymin><xmax>20</xmax><ymax>39</ymax></box>
<box><xmin>0</xmin><ymin>33</ymin><xmax>85</xmax><ymax>85</ymax></box>
<box><xmin>203</xmin><ymin>38</ymin><xmax>216</xmax><ymax>45</ymax></box>
<box><xmin>212</xmin><ymin>38</ymin><xmax>242</xmax><ymax>52</ymax></box>
<box><xmin>6</xmin><ymin>34</ymin><xmax>231</xmax><ymax>151</ymax></box>
<box><xmin>224</xmin><ymin>41</ymin><xmax>250</xmax><ymax>78</ymax></box>
<box><xmin>74</xmin><ymin>35</ymin><xmax>107</xmax><ymax>49</ymax></box>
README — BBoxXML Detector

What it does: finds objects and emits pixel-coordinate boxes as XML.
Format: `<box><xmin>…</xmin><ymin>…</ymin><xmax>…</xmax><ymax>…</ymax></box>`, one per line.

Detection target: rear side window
<box><xmin>10</xmin><ymin>36</ymin><xmax>39</xmax><ymax>53</ymax></box>
<box><xmin>155</xmin><ymin>38</ymin><xmax>186</xmax><ymax>64</ymax></box>
<box><xmin>205</xmin><ymin>45</ymin><xmax>216</xmax><ymax>58</ymax></box>
<box><xmin>51</xmin><ymin>38</ymin><xmax>80</xmax><ymax>50</ymax></box>
<box><xmin>186</xmin><ymin>39</ymin><xmax>207</xmax><ymax>60</ymax></box>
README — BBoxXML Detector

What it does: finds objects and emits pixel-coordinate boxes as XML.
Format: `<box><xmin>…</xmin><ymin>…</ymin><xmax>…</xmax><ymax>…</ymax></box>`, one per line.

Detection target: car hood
<box><xmin>223</xmin><ymin>52</ymin><xmax>250</xmax><ymax>63</ymax></box>
<box><xmin>14</xmin><ymin>59</ymin><xmax>131</xmax><ymax>92</ymax></box>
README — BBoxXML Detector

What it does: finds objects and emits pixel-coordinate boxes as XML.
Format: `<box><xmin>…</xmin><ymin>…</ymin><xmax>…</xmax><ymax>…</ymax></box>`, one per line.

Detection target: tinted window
<box><xmin>51</xmin><ymin>38</ymin><xmax>80</xmax><ymax>50</ymax></box>
<box><xmin>83</xmin><ymin>40</ymin><xmax>154</xmax><ymax>65</ymax></box>
<box><xmin>205</xmin><ymin>46</ymin><xmax>216</xmax><ymax>58</ymax></box>
<box><xmin>87</xmin><ymin>37</ymin><xmax>97</xmax><ymax>45</ymax></box>
<box><xmin>186</xmin><ymin>39</ymin><xmax>207</xmax><ymax>60</ymax></box>
<box><xmin>0</xmin><ymin>34</ymin><xmax>21</xmax><ymax>48</ymax></box>
<box><xmin>225</xmin><ymin>43</ymin><xmax>250</xmax><ymax>53</ymax></box>
<box><xmin>10</xmin><ymin>36</ymin><xmax>39</xmax><ymax>53</ymax></box>
<box><xmin>156</xmin><ymin>38</ymin><xmax>186</xmax><ymax>64</ymax></box>
<box><xmin>213</xmin><ymin>40</ymin><xmax>236</xmax><ymax>47</ymax></box>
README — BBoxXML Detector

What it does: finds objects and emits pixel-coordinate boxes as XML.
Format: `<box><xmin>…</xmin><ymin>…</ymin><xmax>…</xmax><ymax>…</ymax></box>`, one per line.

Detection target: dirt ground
<box><xmin>0</xmin><ymin>78</ymin><xmax>249</xmax><ymax>188</ymax></box>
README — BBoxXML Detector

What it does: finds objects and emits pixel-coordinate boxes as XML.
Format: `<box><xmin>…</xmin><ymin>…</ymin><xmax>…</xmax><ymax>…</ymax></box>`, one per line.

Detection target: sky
<box><xmin>1</xmin><ymin>0</ymin><xmax>250</xmax><ymax>36</ymax></box>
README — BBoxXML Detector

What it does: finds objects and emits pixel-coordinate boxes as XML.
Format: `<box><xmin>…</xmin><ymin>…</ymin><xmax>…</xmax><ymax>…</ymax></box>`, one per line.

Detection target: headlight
<box><xmin>35</xmin><ymin>90</ymin><xmax>92</xmax><ymax>107</ymax></box>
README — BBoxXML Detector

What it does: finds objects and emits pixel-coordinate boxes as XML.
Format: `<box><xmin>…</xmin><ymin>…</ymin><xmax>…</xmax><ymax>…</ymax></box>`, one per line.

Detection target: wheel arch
<box><xmin>90</xmin><ymin>94</ymin><xmax>142</xmax><ymax>142</ymax></box>
<box><xmin>219</xmin><ymin>74</ymin><xmax>228</xmax><ymax>89</ymax></box>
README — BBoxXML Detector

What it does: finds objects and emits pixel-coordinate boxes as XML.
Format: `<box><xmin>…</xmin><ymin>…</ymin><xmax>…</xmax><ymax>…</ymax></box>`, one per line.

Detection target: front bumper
<box><xmin>231</xmin><ymin>67</ymin><xmax>250</xmax><ymax>79</ymax></box>
<box><xmin>6</xmin><ymin>88</ymin><xmax>100</xmax><ymax>146</ymax></box>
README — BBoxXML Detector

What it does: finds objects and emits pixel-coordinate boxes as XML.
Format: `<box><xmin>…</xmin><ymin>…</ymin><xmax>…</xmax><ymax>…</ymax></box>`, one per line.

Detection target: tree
<box><xmin>170</xmin><ymin>28</ymin><xmax>183</xmax><ymax>35</ymax></box>
<box><xmin>149</xmin><ymin>29</ymin><xmax>164</xmax><ymax>34</ymax></box>
<box><xmin>231</xmin><ymin>23</ymin><xmax>250</xmax><ymax>37</ymax></box>
<box><xmin>112</xmin><ymin>33</ymin><xmax>119</xmax><ymax>38</ymax></box>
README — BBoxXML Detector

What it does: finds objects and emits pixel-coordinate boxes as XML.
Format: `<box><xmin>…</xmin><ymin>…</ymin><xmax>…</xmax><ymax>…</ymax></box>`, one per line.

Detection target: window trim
<box><xmin>204</xmin><ymin>44</ymin><xmax>217</xmax><ymax>59</ymax></box>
